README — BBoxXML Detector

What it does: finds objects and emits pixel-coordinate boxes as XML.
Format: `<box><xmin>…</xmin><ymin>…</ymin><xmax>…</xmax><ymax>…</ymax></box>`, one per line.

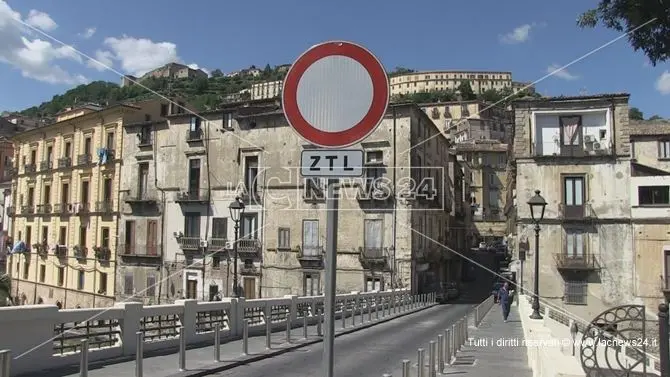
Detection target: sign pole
<box><xmin>323</xmin><ymin>178</ymin><xmax>339</xmax><ymax>377</ymax></box>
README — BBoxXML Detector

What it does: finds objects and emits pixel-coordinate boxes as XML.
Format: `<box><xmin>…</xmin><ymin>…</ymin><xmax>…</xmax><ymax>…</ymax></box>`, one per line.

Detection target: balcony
<box><xmin>33</xmin><ymin>242</ymin><xmax>48</xmax><ymax>257</ymax></box>
<box><xmin>178</xmin><ymin>236</ymin><xmax>201</xmax><ymax>251</ymax></box>
<box><xmin>124</xmin><ymin>190</ymin><xmax>158</xmax><ymax>204</ymax></box>
<box><xmin>24</xmin><ymin>164</ymin><xmax>36</xmax><ymax>174</ymax></box>
<box><xmin>239</xmin><ymin>187</ymin><xmax>262</xmax><ymax>205</ymax></box>
<box><xmin>297</xmin><ymin>245</ymin><xmax>324</xmax><ymax>269</ymax></box>
<box><xmin>3</xmin><ymin>167</ymin><xmax>17</xmax><ymax>180</ymax></box>
<box><xmin>358</xmin><ymin>246</ymin><xmax>389</xmax><ymax>270</ymax></box>
<box><xmin>39</xmin><ymin>160</ymin><xmax>52</xmax><ymax>172</ymax></box>
<box><xmin>53</xmin><ymin>203</ymin><xmax>72</xmax><ymax>215</ymax></box>
<box><xmin>553</xmin><ymin>253</ymin><xmax>599</xmax><ymax>271</ymax></box>
<box><xmin>240</xmin><ymin>263</ymin><xmax>258</xmax><ymax>275</ymax></box>
<box><xmin>77</xmin><ymin>154</ymin><xmax>92</xmax><ymax>166</ymax></box>
<box><xmin>95</xmin><ymin>200</ymin><xmax>114</xmax><ymax>213</ymax></box>
<box><xmin>472</xmin><ymin>212</ymin><xmax>506</xmax><ymax>222</ymax></box>
<box><xmin>57</xmin><ymin>157</ymin><xmax>72</xmax><ymax>168</ymax></box>
<box><xmin>186</xmin><ymin>129</ymin><xmax>203</xmax><ymax>142</ymax></box>
<box><xmin>137</xmin><ymin>132</ymin><xmax>153</xmax><ymax>148</ymax></box>
<box><xmin>93</xmin><ymin>246</ymin><xmax>111</xmax><ymax>262</ymax></box>
<box><xmin>35</xmin><ymin>204</ymin><xmax>52</xmax><ymax>214</ymax></box>
<box><xmin>207</xmin><ymin>238</ymin><xmax>229</xmax><ymax>250</ymax></box>
<box><xmin>174</xmin><ymin>190</ymin><xmax>209</xmax><ymax>204</ymax></box>
<box><xmin>558</xmin><ymin>203</ymin><xmax>596</xmax><ymax>221</ymax></box>
<box><xmin>237</xmin><ymin>238</ymin><xmax>261</xmax><ymax>259</ymax></box>
<box><xmin>119</xmin><ymin>244</ymin><xmax>161</xmax><ymax>260</ymax></box>
<box><xmin>54</xmin><ymin>245</ymin><xmax>68</xmax><ymax>259</ymax></box>
<box><xmin>20</xmin><ymin>205</ymin><xmax>34</xmax><ymax>215</ymax></box>
<box><xmin>73</xmin><ymin>246</ymin><xmax>87</xmax><ymax>260</ymax></box>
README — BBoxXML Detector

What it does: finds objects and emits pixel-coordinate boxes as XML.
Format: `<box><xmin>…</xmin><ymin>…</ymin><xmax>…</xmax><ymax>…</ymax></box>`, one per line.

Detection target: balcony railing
<box><xmin>119</xmin><ymin>244</ymin><xmax>160</xmax><ymax>257</ymax></box>
<box><xmin>472</xmin><ymin>212</ymin><xmax>506</xmax><ymax>222</ymax></box>
<box><xmin>24</xmin><ymin>164</ymin><xmax>36</xmax><ymax>174</ymax></box>
<box><xmin>174</xmin><ymin>190</ymin><xmax>209</xmax><ymax>203</ymax></box>
<box><xmin>95</xmin><ymin>200</ymin><xmax>113</xmax><ymax>213</ymax></box>
<box><xmin>297</xmin><ymin>245</ymin><xmax>324</xmax><ymax>268</ymax></box>
<box><xmin>237</xmin><ymin>238</ymin><xmax>261</xmax><ymax>258</ymax></box>
<box><xmin>20</xmin><ymin>205</ymin><xmax>34</xmax><ymax>215</ymax></box>
<box><xmin>186</xmin><ymin>129</ymin><xmax>203</xmax><ymax>142</ymax></box>
<box><xmin>553</xmin><ymin>253</ymin><xmax>599</xmax><ymax>271</ymax></box>
<box><xmin>57</xmin><ymin>157</ymin><xmax>72</xmax><ymax>168</ymax></box>
<box><xmin>558</xmin><ymin>203</ymin><xmax>596</xmax><ymax>221</ymax></box>
<box><xmin>178</xmin><ymin>236</ymin><xmax>201</xmax><ymax>250</ymax></box>
<box><xmin>77</xmin><ymin>154</ymin><xmax>92</xmax><ymax>165</ymax></box>
<box><xmin>53</xmin><ymin>203</ymin><xmax>72</xmax><ymax>215</ymax></box>
<box><xmin>36</xmin><ymin>204</ymin><xmax>52</xmax><ymax>214</ymax></box>
<box><xmin>207</xmin><ymin>238</ymin><xmax>229</xmax><ymax>250</ymax></box>
<box><xmin>125</xmin><ymin>190</ymin><xmax>158</xmax><ymax>203</ymax></box>
<box><xmin>40</xmin><ymin>160</ymin><xmax>52</xmax><ymax>171</ymax></box>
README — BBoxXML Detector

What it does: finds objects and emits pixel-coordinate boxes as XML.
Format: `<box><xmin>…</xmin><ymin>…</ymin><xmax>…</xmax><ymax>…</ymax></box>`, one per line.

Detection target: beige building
<box><xmin>390</xmin><ymin>71</ymin><xmax>513</xmax><ymax>96</ymax></box>
<box><xmin>455</xmin><ymin>140</ymin><xmax>508</xmax><ymax>246</ymax></box>
<box><xmin>419</xmin><ymin>101</ymin><xmax>511</xmax><ymax>143</ymax></box>
<box><xmin>7</xmin><ymin>100</ymin><xmax>169</xmax><ymax>308</ymax></box>
<box><xmin>510</xmin><ymin>93</ymin><xmax>634</xmax><ymax>320</ymax></box>
<box><xmin>251</xmin><ymin>80</ymin><xmax>282</xmax><ymax>100</ymax></box>
<box><xmin>141</xmin><ymin>63</ymin><xmax>208</xmax><ymax>81</ymax></box>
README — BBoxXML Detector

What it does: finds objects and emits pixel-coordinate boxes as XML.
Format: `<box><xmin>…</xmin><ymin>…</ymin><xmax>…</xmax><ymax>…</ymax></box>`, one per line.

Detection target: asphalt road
<box><xmin>211</xmin><ymin>303</ymin><xmax>474</xmax><ymax>377</ymax></box>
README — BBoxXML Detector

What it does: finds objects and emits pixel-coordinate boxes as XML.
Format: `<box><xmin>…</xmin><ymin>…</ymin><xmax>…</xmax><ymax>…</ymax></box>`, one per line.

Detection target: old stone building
<box><xmin>510</xmin><ymin>93</ymin><xmax>634</xmax><ymax>320</ymax></box>
<box><xmin>419</xmin><ymin>101</ymin><xmax>511</xmax><ymax>143</ymax></box>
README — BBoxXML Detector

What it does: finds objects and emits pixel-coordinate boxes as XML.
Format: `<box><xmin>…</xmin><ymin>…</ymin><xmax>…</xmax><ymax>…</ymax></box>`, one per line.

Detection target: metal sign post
<box><xmin>283</xmin><ymin>40</ymin><xmax>389</xmax><ymax>377</ymax></box>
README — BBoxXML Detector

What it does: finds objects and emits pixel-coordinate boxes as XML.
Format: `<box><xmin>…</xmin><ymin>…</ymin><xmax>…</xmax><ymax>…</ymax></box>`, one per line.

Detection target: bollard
<box><xmin>437</xmin><ymin>334</ymin><xmax>444</xmax><ymax>374</ymax></box>
<box><xmin>215</xmin><ymin>324</ymin><xmax>221</xmax><ymax>361</ymax></box>
<box><xmin>243</xmin><ymin>319</ymin><xmax>250</xmax><ymax>354</ymax></box>
<box><xmin>0</xmin><ymin>350</ymin><xmax>10</xmax><ymax>377</ymax></box>
<box><xmin>429</xmin><ymin>341</ymin><xmax>437</xmax><ymax>377</ymax></box>
<box><xmin>444</xmin><ymin>329</ymin><xmax>451</xmax><ymax>365</ymax></box>
<box><xmin>79</xmin><ymin>339</ymin><xmax>89</xmax><ymax>377</ymax></box>
<box><xmin>342</xmin><ymin>301</ymin><xmax>347</xmax><ymax>329</ymax></box>
<box><xmin>303</xmin><ymin>311</ymin><xmax>309</xmax><ymax>339</ymax></box>
<box><xmin>659</xmin><ymin>303</ymin><xmax>669</xmax><ymax>377</ymax></box>
<box><xmin>475</xmin><ymin>307</ymin><xmax>480</xmax><ymax>327</ymax></box>
<box><xmin>317</xmin><ymin>308</ymin><xmax>323</xmax><ymax>337</ymax></box>
<box><xmin>368</xmin><ymin>298</ymin><xmax>372</xmax><ymax>322</ymax></box>
<box><xmin>451</xmin><ymin>323</ymin><xmax>457</xmax><ymax>353</ymax></box>
<box><xmin>464</xmin><ymin>316</ymin><xmax>469</xmax><ymax>340</ymax></box>
<box><xmin>135</xmin><ymin>331</ymin><xmax>143</xmax><ymax>377</ymax></box>
<box><xmin>179</xmin><ymin>326</ymin><xmax>186</xmax><ymax>371</ymax></box>
<box><xmin>265</xmin><ymin>316</ymin><xmax>272</xmax><ymax>349</ymax></box>
<box><xmin>286</xmin><ymin>315</ymin><xmax>292</xmax><ymax>344</ymax></box>
<box><xmin>402</xmin><ymin>359</ymin><xmax>410</xmax><ymax>377</ymax></box>
<box><xmin>376</xmin><ymin>298</ymin><xmax>380</xmax><ymax>319</ymax></box>
<box><xmin>352</xmin><ymin>301</ymin><xmax>357</xmax><ymax>327</ymax></box>
<box><xmin>417</xmin><ymin>348</ymin><xmax>425</xmax><ymax>377</ymax></box>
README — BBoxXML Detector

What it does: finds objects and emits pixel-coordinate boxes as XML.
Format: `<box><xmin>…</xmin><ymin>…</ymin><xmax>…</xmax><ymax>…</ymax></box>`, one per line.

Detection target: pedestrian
<box><xmin>498</xmin><ymin>282</ymin><xmax>511</xmax><ymax>322</ymax></box>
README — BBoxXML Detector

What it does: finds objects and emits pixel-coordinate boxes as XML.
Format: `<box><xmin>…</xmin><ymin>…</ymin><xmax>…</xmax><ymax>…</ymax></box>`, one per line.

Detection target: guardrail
<box><xmin>0</xmin><ymin>288</ymin><xmax>433</xmax><ymax>376</ymax></box>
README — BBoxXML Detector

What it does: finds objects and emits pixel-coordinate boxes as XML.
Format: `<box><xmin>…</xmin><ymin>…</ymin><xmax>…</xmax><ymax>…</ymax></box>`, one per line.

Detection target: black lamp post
<box><xmin>229</xmin><ymin>197</ymin><xmax>245</xmax><ymax>298</ymax></box>
<box><xmin>527</xmin><ymin>189</ymin><xmax>547</xmax><ymax>320</ymax></box>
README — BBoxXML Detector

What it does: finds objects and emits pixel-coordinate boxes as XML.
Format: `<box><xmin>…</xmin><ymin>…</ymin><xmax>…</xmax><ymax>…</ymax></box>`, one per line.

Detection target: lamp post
<box><xmin>527</xmin><ymin>189</ymin><xmax>547</xmax><ymax>320</ymax></box>
<box><xmin>229</xmin><ymin>197</ymin><xmax>245</xmax><ymax>298</ymax></box>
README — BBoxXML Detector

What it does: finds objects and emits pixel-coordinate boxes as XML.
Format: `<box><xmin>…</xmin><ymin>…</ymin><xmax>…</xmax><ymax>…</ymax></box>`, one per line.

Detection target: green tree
<box><xmin>389</xmin><ymin>67</ymin><xmax>415</xmax><ymax>77</ymax></box>
<box><xmin>479</xmin><ymin>89</ymin><xmax>504</xmax><ymax>103</ymax></box>
<box><xmin>192</xmin><ymin>77</ymin><xmax>209</xmax><ymax>94</ymax></box>
<box><xmin>211</xmin><ymin>69</ymin><xmax>224</xmax><ymax>78</ymax></box>
<box><xmin>629</xmin><ymin>107</ymin><xmax>644</xmax><ymax>120</ymax></box>
<box><xmin>457</xmin><ymin>81</ymin><xmax>477</xmax><ymax>101</ymax></box>
<box><xmin>577</xmin><ymin>1</ymin><xmax>670</xmax><ymax>66</ymax></box>
<box><xmin>0</xmin><ymin>274</ymin><xmax>11</xmax><ymax>307</ymax></box>
<box><xmin>648</xmin><ymin>114</ymin><xmax>665</xmax><ymax>120</ymax></box>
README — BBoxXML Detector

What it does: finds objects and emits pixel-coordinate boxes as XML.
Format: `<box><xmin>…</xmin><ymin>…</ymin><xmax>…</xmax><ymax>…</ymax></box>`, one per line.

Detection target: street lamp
<box><xmin>527</xmin><ymin>189</ymin><xmax>547</xmax><ymax>320</ymax></box>
<box><xmin>229</xmin><ymin>197</ymin><xmax>245</xmax><ymax>298</ymax></box>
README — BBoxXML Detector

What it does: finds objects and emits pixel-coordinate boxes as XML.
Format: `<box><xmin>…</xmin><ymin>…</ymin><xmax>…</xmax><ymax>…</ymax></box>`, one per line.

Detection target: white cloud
<box><xmin>100</xmin><ymin>35</ymin><xmax>179</xmax><ymax>76</ymax></box>
<box><xmin>546</xmin><ymin>64</ymin><xmax>579</xmax><ymax>80</ymax></box>
<box><xmin>187</xmin><ymin>63</ymin><xmax>209</xmax><ymax>76</ymax></box>
<box><xmin>0</xmin><ymin>1</ymin><xmax>87</xmax><ymax>84</ymax></box>
<box><xmin>79</xmin><ymin>27</ymin><xmax>96</xmax><ymax>39</ymax></box>
<box><xmin>656</xmin><ymin>71</ymin><xmax>670</xmax><ymax>95</ymax></box>
<box><xmin>86</xmin><ymin>49</ymin><xmax>114</xmax><ymax>72</ymax></box>
<box><xmin>25</xmin><ymin>9</ymin><xmax>56</xmax><ymax>31</ymax></box>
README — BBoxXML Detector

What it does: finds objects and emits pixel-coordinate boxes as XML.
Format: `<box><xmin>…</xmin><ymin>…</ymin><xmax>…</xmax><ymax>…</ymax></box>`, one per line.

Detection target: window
<box><xmin>660</xmin><ymin>141</ymin><xmax>670</xmax><ymax>159</ymax></box>
<box><xmin>124</xmin><ymin>273</ymin><xmax>133</xmax><ymax>295</ymax></box>
<box><xmin>188</xmin><ymin>159</ymin><xmax>201</xmax><ymax>194</ymax></box>
<box><xmin>664</xmin><ymin>249</ymin><xmax>670</xmax><ymax>289</ymax></box>
<box><xmin>46</xmin><ymin>146</ymin><xmax>53</xmax><ymax>162</ymax></box>
<box><xmin>25</xmin><ymin>226</ymin><xmax>32</xmax><ymax>247</ymax></box>
<box><xmin>64</xmin><ymin>141</ymin><xmax>71</xmax><ymax>158</ymax></box>
<box><xmin>565</xmin><ymin>229</ymin><xmax>585</xmax><ymax>257</ymax></box>
<box><xmin>77</xmin><ymin>270</ymin><xmax>85</xmax><ymax>290</ymax></box>
<box><xmin>146</xmin><ymin>275</ymin><xmax>156</xmax><ymax>297</ymax></box>
<box><xmin>44</xmin><ymin>185</ymin><xmax>51</xmax><ymax>205</ymax></box>
<box><xmin>125</xmin><ymin>220</ymin><xmax>135</xmax><ymax>254</ymax></box>
<box><xmin>79</xmin><ymin>226</ymin><xmax>86</xmax><ymax>247</ymax></box>
<box><xmin>212</xmin><ymin>217</ymin><xmax>227</xmax><ymax>240</ymax></box>
<box><xmin>147</xmin><ymin>220</ymin><xmax>158</xmax><ymax>256</ymax></box>
<box><xmin>41</xmin><ymin>226</ymin><xmax>48</xmax><ymax>244</ymax></box>
<box><xmin>59</xmin><ymin>226</ymin><xmax>67</xmax><ymax>245</ymax></box>
<box><xmin>39</xmin><ymin>265</ymin><xmax>45</xmax><ymax>283</ymax></box>
<box><xmin>30</xmin><ymin>150</ymin><xmax>36</xmax><ymax>165</ymax></box>
<box><xmin>240</xmin><ymin>213</ymin><xmax>257</xmax><ymax>239</ymax></box>
<box><xmin>638</xmin><ymin>186</ymin><xmax>670</xmax><ymax>206</ymax></box>
<box><xmin>101</xmin><ymin>227</ymin><xmax>110</xmax><ymax>248</ymax></box>
<box><xmin>138</xmin><ymin>163</ymin><xmax>149</xmax><ymax>198</ymax></box>
<box><xmin>189</xmin><ymin>116</ymin><xmax>201</xmax><ymax>131</ymax></box>
<box><xmin>106</xmin><ymin>132</ymin><xmax>114</xmax><ymax>150</ymax></box>
<box><xmin>99</xmin><ymin>272</ymin><xmax>107</xmax><ymax>294</ymax></box>
<box><xmin>61</xmin><ymin>183</ymin><xmax>70</xmax><ymax>204</ymax></box>
<box><xmin>103</xmin><ymin>178</ymin><xmax>112</xmax><ymax>201</ymax></box>
<box><xmin>365</xmin><ymin>151</ymin><xmax>383</xmax><ymax>188</ymax></box>
<box><xmin>144</xmin><ymin>114</ymin><xmax>151</xmax><ymax>122</ymax></box>
<box><xmin>244</xmin><ymin>156</ymin><xmax>258</xmax><ymax>196</ymax></box>
<box><xmin>278</xmin><ymin>227</ymin><xmax>290</xmax><ymax>250</ymax></box>
<box><xmin>160</xmin><ymin>103</ymin><xmax>168</xmax><ymax>116</ymax></box>
<box><xmin>303</xmin><ymin>272</ymin><xmax>320</xmax><ymax>296</ymax></box>
<box><xmin>212</xmin><ymin>255</ymin><xmax>220</xmax><ymax>269</ymax></box>
<box><xmin>57</xmin><ymin>267</ymin><xmax>64</xmax><ymax>286</ymax></box>
<box><xmin>365</xmin><ymin>276</ymin><xmax>383</xmax><ymax>292</ymax></box>
<box><xmin>563</xmin><ymin>176</ymin><xmax>585</xmax><ymax>218</ymax></box>
<box><xmin>84</xmin><ymin>137</ymin><xmax>92</xmax><ymax>155</ymax></box>
<box><xmin>564</xmin><ymin>280</ymin><xmax>587</xmax><ymax>305</ymax></box>
<box><xmin>364</xmin><ymin>219</ymin><xmax>383</xmax><ymax>255</ymax></box>
<box><xmin>81</xmin><ymin>180</ymin><xmax>89</xmax><ymax>205</ymax></box>
<box><xmin>23</xmin><ymin>260</ymin><xmax>29</xmax><ymax>279</ymax></box>
<box><xmin>184</xmin><ymin>213</ymin><xmax>201</xmax><ymax>238</ymax></box>
<box><xmin>139</xmin><ymin>126</ymin><xmax>152</xmax><ymax>145</ymax></box>
<box><xmin>224</xmin><ymin>113</ymin><xmax>233</xmax><ymax>128</ymax></box>
<box><xmin>559</xmin><ymin>116</ymin><xmax>583</xmax><ymax>156</ymax></box>
<box><xmin>27</xmin><ymin>187</ymin><xmax>34</xmax><ymax>206</ymax></box>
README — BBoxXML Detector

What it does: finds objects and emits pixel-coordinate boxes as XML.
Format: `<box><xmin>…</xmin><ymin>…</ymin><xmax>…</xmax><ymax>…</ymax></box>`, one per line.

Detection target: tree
<box><xmin>577</xmin><ymin>1</ymin><xmax>670</xmax><ymax>66</ymax></box>
<box><xmin>211</xmin><ymin>69</ymin><xmax>224</xmax><ymax>78</ymax></box>
<box><xmin>389</xmin><ymin>67</ymin><xmax>415</xmax><ymax>77</ymax></box>
<box><xmin>479</xmin><ymin>89</ymin><xmax>504</xmax><ymax>103</ymax></box>
<box><xmin>0</xmin><ymin>274</ymin><xmax>11</xmax><ymax>307</ymax></box>
<box><xmin>630</xmin><ymin>107</ymin><xmax>644</xmax><ymax>120</ymax></box>
<box><xmin>457</xmin><ymin>81</ymin><xmax>477</xmax><ymax>101</ymax></box>
<box><xmin>648</xmin><ymin>114</ymin><xmax>665</xmax><ymax>120</ymax></box>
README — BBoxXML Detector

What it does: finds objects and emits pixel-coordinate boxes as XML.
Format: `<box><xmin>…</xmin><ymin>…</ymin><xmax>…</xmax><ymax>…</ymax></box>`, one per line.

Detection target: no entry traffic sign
<box><xmin>282</xmin><ymin>41</ymin><xmax>390</xmax><ymax>148</ymax></box>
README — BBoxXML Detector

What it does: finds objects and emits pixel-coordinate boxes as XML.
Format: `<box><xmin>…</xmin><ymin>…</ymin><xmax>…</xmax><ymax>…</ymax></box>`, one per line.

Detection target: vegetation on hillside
<box><xmin>19</xmin><ymin>64</ymin><xmax>288</xmax><ymax>118</ymax></box>
<box><xmin>391</xmin><ymin>80</ymin><xmax>540</xmax><ymax>107</ymax></box>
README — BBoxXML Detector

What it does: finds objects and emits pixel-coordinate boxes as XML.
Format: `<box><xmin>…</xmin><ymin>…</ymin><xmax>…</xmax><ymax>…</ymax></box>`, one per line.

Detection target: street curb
<box><xmin>166</xmin><ymin>303</ymin><xmax>438</xmax><ymax>377</ymax></box>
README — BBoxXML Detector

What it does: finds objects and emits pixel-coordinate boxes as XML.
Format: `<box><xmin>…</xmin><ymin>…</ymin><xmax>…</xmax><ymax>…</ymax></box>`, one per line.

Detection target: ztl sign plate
<box><xmin>300</xmin><ymin>150</ymin><xmax>364</xmax><ymax>177</ymax></box>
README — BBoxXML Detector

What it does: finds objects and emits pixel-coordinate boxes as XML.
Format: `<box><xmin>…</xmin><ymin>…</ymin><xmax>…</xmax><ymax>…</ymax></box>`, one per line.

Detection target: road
<box><xmin>211</xmin><ymin>303</ymin><xmax>474</xmax><ymax>377</ymax></box>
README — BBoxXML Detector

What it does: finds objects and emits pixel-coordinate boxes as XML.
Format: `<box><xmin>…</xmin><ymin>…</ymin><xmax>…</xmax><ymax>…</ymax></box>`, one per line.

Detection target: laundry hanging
<box><xmin>10</xmin><ymin>240</ymin><xmax>27</xmax><ymax>254</ymax></box>
<box><xmin>97</xmin><ymin>148</ymin><xmax>108</xmax><ymax>165</ymax></box>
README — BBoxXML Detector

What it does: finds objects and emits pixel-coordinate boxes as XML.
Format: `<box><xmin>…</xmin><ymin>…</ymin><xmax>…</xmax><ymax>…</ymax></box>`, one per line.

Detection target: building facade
<box><xmin>250</xmin><ymin>80</ymin><xmax>282</xmax><ymax>100</ymax></box>
<box><xmin>7</xmin><ymin>100</ymin><xmax>168</xmax><ymax>308</ymax></box>
<box><xmin>511</xmin><ymin>94</ymin><xmax>634</xmax><ymax>320</ymax></box>
<box><xmin>419</xmin><ymin>101</ymin><xmax>511</xmax><ymax>143</ymax></box>
<box><xmin>390</xmin><ymin>71</ymin><xmax>514</xmax><ymax>96</ymax></box>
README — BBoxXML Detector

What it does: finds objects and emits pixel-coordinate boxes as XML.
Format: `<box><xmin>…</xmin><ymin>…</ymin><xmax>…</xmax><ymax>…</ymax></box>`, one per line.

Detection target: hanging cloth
<box><xmin>10</xmin><ymin>240</ymin><xmax>26</xmax><ymax>254</ymax></box>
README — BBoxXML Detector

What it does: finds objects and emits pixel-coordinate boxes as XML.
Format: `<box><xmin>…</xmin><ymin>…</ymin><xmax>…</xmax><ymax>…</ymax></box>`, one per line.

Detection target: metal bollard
<box><xmin>243</xmin><ymin>319</ymin><xmax>250</xmax><ymax>354</ymax></box>
<box><xmin>79</xmin><ymin>339</ymin><xmax>89</xmax><ymax>377</ymax></box>
<box><xmin>135</xmin><ymin>331</ymin><xmax>144</xmax><ymax>377</ymax></box>
<box><xmin>303</xmin><ymin>311</ymin><xmax>309</xmax><ymax>339</ymax></box>
<box><xmin>215</xmin><ymin>324</ymin><xmax>221</xmax><ymax>361</ymax></box>
<box><xmin>402</xmin><ymin>359</ymin><xmax>410</xmax><ymax>377</ymax></box>
<box><xmin>0</xmin><ymin>350</ymin><xmax>10</xmax><ymax>377</ymax></box>
<box><xmin>417</xmin><ymin>348</ymin><xmax>425</xmax><ymax>377</ymax></box>
<box><xmin>451</xmin><ymin>323</ymin><xmax>457</xmax><ymax>354</ymax></box>
<box><xmin>265</xmin><ymin>316</ymin><xmax>272</xmax><ymax>349</ymax></box>
<box><xmin>317</xmin><ymin>308</ymin><xmax>323</xmax><ymax>337</ymax></box>
<box><xmin>475</xmin><ymin>307</ymin><xmax>480</xmax><ymax>326</ymax></box>
<box><xmin>376</xmin><ymin>298</ymin><xmax>380</xmax><ymax>319</ymax></box>
<box><xmin>368</xmin><ymin>298</ymin><xmax>372</xmax><ymax>322</ymax></box>
<box><xmin>464</xmin><ymin>316</ymin><xmax>469</xmax><ymax>341</ymax></box>
<box><xmin>445</xmin><ymin>328</ymin><xmax>451</xmax><ymax>365</ymax></box>
<box><xmin>342</xmin><ymin>302</ymin><xmax>347</xmax><ymax>329</ymax></box>
<box><xmin>437</xmin><ymin>334</ymin><xmax>444</xmax><ymax>373</ymax></box>
<box><xmin>286</xmin><ymin>315</ymin><xmax>292</xmax><ymax>344</ymax></box>
<box><xmin>429</xmin><ymin>341</ymin><xmax>437</xmax><ymax>377</ymax></box>
<box><xmin>352</xmin><ymin>301</ymin><xmax>357</xmax><ymax>326</ymax></box>
<box><xmin>179</xmin><ymin>326</ymin><xmax>186</xmax><ymax>371</ymax></box>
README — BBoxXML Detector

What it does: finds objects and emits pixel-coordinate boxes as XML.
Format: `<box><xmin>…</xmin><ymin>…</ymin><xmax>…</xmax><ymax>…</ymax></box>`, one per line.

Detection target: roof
<box><xmin>629</xmin><ymin>119</ymin><xmax>670</xmax><ymax>137</ymax></box>
<box><xmin>454</xmin><ymin>140</ymin><xmax>508</xmax><ymax>152</ymax></box>
<box><xmin>513</xmin><ymin>93</ymin><xmax>630</xmax><ymax>103</ymax></box>
<box><xmin>391</xmin><ymin>70</ymin><xmax>512</xmax><ymax>76</ymax></box>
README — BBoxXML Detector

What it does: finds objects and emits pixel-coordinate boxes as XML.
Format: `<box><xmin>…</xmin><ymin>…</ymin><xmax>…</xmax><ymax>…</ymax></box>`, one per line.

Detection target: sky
<box><xmin>0</xmin><ymin>0</ymin><xmax>668</xmax><ymax>118</ymax></box>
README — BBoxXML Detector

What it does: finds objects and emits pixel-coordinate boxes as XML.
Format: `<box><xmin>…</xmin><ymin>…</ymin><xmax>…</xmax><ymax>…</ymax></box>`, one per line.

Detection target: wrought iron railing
<box><xmin>553</xmin><ymin>253</ymin><xmax>599</xmax><ymax>270</ymax></box>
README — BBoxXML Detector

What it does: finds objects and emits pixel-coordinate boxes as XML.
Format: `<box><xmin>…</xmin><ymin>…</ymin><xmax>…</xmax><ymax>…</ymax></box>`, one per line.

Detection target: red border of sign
<box><xmin>282</xmin><ymin>41</ymin><xmax>389</xmax><ymax>148</ymax></box>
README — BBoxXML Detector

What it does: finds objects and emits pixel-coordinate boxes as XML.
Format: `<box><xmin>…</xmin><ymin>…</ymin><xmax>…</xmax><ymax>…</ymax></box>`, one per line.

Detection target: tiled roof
<box><xmin>514</xmin><ymin>93</ymin><xmax>630</xmax><ymax>102</ymax></box>
<box><xmin>629</xmin><ymin>119</ymin><xmax>670</xmax><ymax>136</ymax></box>
<box><xmin>454</xmin><ymin>140</ymin><xmax>508</xmax><ymax>152</ymax></box>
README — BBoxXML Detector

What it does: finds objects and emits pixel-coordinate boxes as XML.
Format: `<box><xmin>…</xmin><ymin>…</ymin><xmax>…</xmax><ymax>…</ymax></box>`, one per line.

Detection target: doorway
<box><xmin>243</xmin><ymin>277</ymin><xmax>256</xmax><ymax>299</ymax></box>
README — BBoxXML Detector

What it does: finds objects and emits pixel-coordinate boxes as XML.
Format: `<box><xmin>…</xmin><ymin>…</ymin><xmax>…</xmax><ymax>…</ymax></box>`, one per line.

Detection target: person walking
<box><xmin>498</xmin><ymin>282</ymin><xmax>511</xmax><ymax>322</ymax></box>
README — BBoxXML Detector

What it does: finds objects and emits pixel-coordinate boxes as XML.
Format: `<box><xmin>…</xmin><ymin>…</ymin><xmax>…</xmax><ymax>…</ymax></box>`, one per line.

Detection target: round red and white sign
<box><xmin>282</xmin><ymin>41</ymin><xmax>389</xmax><ymax>148</ymax></box>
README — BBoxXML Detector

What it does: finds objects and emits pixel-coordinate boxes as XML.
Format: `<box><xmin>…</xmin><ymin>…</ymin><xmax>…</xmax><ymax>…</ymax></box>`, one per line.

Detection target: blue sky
<box><xmin>1</xmin><ymin>0</ymin><xmax>669</xmax><ymax>117</ymax></box>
